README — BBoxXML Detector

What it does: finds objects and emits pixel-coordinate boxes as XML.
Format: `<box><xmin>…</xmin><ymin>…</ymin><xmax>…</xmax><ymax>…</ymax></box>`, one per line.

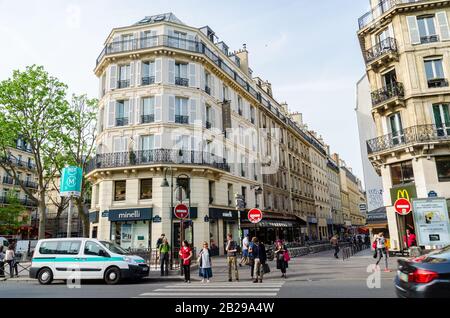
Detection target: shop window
<box><xmin>140</xmin><ymin>179</ymin><xmax>153</xmax><ymax>200</ymax></box>
<box><xmin>390</xmin><ymin>161</ymin><xmax>414</xmax><ymax>186</ymax></box>
<box><xmin>114</xmin><ymin>180</ymin><xmax>126</xmax><ymax>201</ymax></box>
<box><xmin>436</xmin><ymin>156</ymin><xmax>450</xmax><ymax>182</ymax></box>
<box><xmin>92</xmin><ymin>226</ymin><xmax>98</xmax><ymax>239</ymax></box>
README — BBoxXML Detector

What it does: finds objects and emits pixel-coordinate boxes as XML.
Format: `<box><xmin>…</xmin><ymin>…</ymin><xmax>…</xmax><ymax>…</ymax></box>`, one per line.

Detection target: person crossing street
<box><xmin>225</xmin><ymin>234</ymin><xmax>239</xmax><ymax>282</ymax></box>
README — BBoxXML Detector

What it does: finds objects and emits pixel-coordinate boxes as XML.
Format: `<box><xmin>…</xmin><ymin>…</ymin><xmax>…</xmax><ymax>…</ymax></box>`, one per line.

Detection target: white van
<box><xmin>30</xmin><ymin>238</ymin><xmax>149</xmax><ymax>285</ymax></box>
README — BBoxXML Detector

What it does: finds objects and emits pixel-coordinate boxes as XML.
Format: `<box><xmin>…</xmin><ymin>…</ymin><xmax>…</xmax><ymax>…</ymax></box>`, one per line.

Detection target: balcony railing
<box><xmin>141</xmin><ymin>114</ymin><xmax>155</xmax><ymax>124</ymax></box>
<box><xmin>428</xmin><ymin>78</ymin><xmax>449</xmax><ymax>88</ymax></box>
<box><xmin>358</xmin><ymin>0</ymin><xmax>431</xmax><ymax>30</ymax></box>
<box><xmin>24</xmin><ymin>180</ymin><xmax>38</xmax><ymax>189</ymax></box>
<box><xmin>115</xmin><ymin>117</ymin><xmax>129</xmax><ymax>127</ymax></box>
<box><xmin>367</xmin><ymin>124</ymin><xmax>450</xmax><ymax>154</ymax></box>
<box><xmin>141</xmin><ymin>76</ymin><xmax>155</xmax><ymax>86</ymax></box>
<box><xmin>0</xmin><ymin>196</ymin><xmax>38</xmax><ymax>207</ymax></box>
<box><xmin>365</xmin><ymin>37</ymin><xmax>398</xmax><ymax>64</ymax></box>
<box><xmin>205</xmin><ymin>86</ymin><xmax>211</xmax><ymax>95</ymax></box>
<box><xmin>371</xmin><ymin>82</ymin><xmax>404</xmax><ymax>107</ymax></box>
<box><xmin>421</xmin><ymin>35</ymin><xmax>439</xmax><ymax>44</ymax></box>
<box><xmin>206</xmin><ymin>121</ymin><xmax>212</xmax><ymax>129</ymax></box>
<box><xmin>175</xmin><ymin>77</ymin><xmax>189</xmax><ymax>87</ymax></box>
<box><xmin>175</xmin><ymin>115</ymin><xmax>189</xmax><ymax>124</ymax></box>
<box><xmin>2</xmin><ymin>176</ymin><xmax>13</xmax><ymax>185</ymax></box>
<box><xmin>85</xmin><ymin>149</ymin><xmax>231</xmax><ymax>174</ymax></box>
<box><xmin>117</xmin><ymin>80</ymin><xmax>130</xmax><ymax>89</ymax></box>
<box><xmin>0</xmin><ymin>156</ymin><xmax>36</xmax><ymax>170</ymax></box>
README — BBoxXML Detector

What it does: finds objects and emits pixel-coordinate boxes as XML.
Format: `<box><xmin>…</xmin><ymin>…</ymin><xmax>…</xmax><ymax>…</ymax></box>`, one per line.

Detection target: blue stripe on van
<box><xmin>32</xmin><ymin>257</ymin><xmax>124</xmax><ymax>263</ymax></box>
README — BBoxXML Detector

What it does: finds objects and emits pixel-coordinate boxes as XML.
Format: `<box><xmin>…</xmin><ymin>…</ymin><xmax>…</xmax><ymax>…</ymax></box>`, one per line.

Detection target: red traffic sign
<box><xmin>174</xmin><ymin>204</ymin><xmax>189</xmax><ymax>219</ymax></box>
<box><xmin>248</xmin><ymin>209</ymin><xmax>263</xmax><ymax>224</ymax></box>
<box><xmin>394</xmin><ymin>198</ymin><xmax>411</xmax><ymax>216</ymax></box>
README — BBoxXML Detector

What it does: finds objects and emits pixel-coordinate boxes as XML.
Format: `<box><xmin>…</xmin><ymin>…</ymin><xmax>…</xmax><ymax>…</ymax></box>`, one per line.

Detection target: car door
<box><xmin>81</xmin><ymin>240</ymin><xmax>110</xmax><ymax>279</ymax></box>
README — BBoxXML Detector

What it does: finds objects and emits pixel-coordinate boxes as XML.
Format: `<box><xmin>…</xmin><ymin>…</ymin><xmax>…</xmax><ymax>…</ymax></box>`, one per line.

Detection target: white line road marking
<box><xmin>156</xmin><ymin>288</ymin><xmax>281</xmax><ymax>292</ymax></box>
<box><xmin>139</xmin><ymin>292</ymin><xmax>278</xmax><ymax>297</ymax></box>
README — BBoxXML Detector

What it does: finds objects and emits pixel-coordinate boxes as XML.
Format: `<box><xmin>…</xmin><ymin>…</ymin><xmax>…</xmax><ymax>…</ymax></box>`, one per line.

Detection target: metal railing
<box><xmin>0</xmin><ymin>196</ymin><xmax>37</xmax><ymax>207</ymax></box>
<box><xmin>85</xmin><ymin>149</ymin><xmax>231</xmax><ymax>174</ymax></box>
<box><xmin>115</xmin><ymin>117</ymin><xmax>129</xmax><ymax>127</ymax></box>
<box><xmin>421</xmin><ymin>35</ymin><xmax>439</xmax><ymax>44</ymax></box>
<box><xmin>428</xmin><ymin>78</ymin><xmax>449</xmax><ymax>88</ymax></box>
<box><xmin>367</xmin><ymin>123</ymin><xmax>450</xmax><ymax>154</ymax></box>
<box><xmin>2</xmin><ymin>176</ymin><xmax>13</xmax><ymax>185</ymax></box>
<box><xmin>371</xmin><ymin>82</ymin><xmax>404</xmax><ymax>106</ymax></box>
<box><xmin>117</xmin><ymin>80</ymin><xmax>130</xmax><ymax>89</ymax></box>
<box><xmin>141</xmin><ymin>76</ymin><xmax>155</xmax><ymax>86</ymax></box>
<box><xmin>141</xmin><ymin>114</ymin><xmax>155</xmax><ymax>124</ymax></box>
<box><xmin>128</xmin><ymin>247</ymin><xmax>197</xmax><ymax>271</ymax></box>
<box><xmin>175</xmin><ymin>77</ymin><xmax>189</xmax><ymax>87</ymax></box>
<box><xmin>175</xmin><ymin>115</ymin><xmax>189</xmax><ymax>124</ymax></box>
<box><xmin>365</xmin><ymin>37</ymin><xmax>397</xmax><ymax>64</ymax></box>
<box><xmin>205</xmin><ymin>86</ymin><xmax>211</xmax><ymax>95</ymax></box>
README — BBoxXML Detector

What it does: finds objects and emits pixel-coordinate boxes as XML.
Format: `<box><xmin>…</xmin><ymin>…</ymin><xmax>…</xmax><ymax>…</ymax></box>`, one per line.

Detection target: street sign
<box><xmin>428</xmin><ymin>191</ymin><xmax>438</xmax><ymax>198</ymax></box>
<box><xmin>174</xmin><ymin>204</ymin><xmax>189</xmax><ymax>220</ymax></box>
<box><xmin>394</xmin><ymin>198</ymin><xmax>411</xmax><ymax>216</ymax></box>
<box><xmin>60</xmin><ymin>166</ymin><xmax>83</xmax><ymax>197</ymax></box>
<box><xmin>248</xmin><ymin>209</ymin><xmax>263</xmax><ymax>224</ymax></box>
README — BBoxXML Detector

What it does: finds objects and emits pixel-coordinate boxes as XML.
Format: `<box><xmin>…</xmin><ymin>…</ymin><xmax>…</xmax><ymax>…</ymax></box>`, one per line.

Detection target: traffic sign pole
<box><xmin>67</xmin><ymin>196</ymin><xmax>73</xmax><ymax>238</ymax></box>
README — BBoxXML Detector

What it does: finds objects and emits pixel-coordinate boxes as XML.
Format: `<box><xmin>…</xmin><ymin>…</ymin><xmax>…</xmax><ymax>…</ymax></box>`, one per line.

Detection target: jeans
<box><xmin>160</xmin><ymin>252</ymin><xmax>169</xmax><ymax>276</ymax></box>
<box><xmin>334</xmin><ymin>246</ymin><xmax>340</xmax><ymax>258</ymax></box>
<box><xmin>183</xmin><ymin>264</ymin><xmax>191</xmax><ymax>281</ymax></box>
<box><xmin>6</xmin><ymin>260</ymin><xmax>17</xmax><ymax>277</ymax></box>
<box><xmin>227</xmin><ymin>256</ymin><xmax>239</xmax><ymax>280</ymax></box>
<box><xmin>376</xmin><ymin>248</ymin><xmax>388</xmax><ymax>269</ymax></box>
<box><xmin>0</xmin><ymin>261</ymin><xmax>4</xmax><ymax>277</ymax></box>
<box><xmin>254</xmin><ymin>258</ymin><xmax>264</xmax><ymax>281</ymax></box>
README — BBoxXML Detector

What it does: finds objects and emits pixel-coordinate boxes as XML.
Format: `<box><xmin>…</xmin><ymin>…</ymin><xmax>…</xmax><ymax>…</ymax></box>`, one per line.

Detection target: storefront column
<box><xmin>151</xmin><ymin>176</ymin><xmax>172</xmax><ymax>249</ymax></box>
<box><xmin>218</xmin><ymin>219</ymin><xmax>225</xmax><ymax>255</ymax></box>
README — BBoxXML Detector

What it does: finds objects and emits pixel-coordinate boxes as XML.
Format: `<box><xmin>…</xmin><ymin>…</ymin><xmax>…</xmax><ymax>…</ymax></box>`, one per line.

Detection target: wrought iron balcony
<box><xmin>24</xmin><ymin>180</ymin><xmax>38</xmax><ymax>189</ymax></box>
<box><xmin>421</xmin><ymin>35</ymin><xmax>439</xmax><ymax>44</ymax></box>
<box><xmin>85</xmin><ymin>149</ymin><xmax>231</xmax><ymax>174</ymax></box>
<box><xmin>175</xmin><ymin>115</ymin><xmax>189</xmax><ymax>124</ymax></box>
<box><xmin>0</xmin><ymin>156</ymin><xmax>36</xmax><ymax>170</ymax></box>
<box><xmin>371</xmin><ymin>82</ymin><xmax>404</xmax><ymax>107</ymax></box>
<box><xmin>115</xmin><ymin>117</ymin><xmax>129</xmax><ymax>127</ymax></box>
<box><xmin>205</xmin><ymin>86</ymin><xmax>211</xmax><ymax>95</ymax></box>
<box><xmin>117</xmin><ymin>80</ymin><xmax>130</xmax><ymax>89</ymax></box>
<box><xmin>0</xmin><ymin>196</ymin><xmax>37</xmax><ymax>207</ymax></box>
<box><xmin>2</xmin><ymin>176</ymin><xmax>13</xmax><ymax>185</ymax></box>
<box><xmin>175</xmin><ymin>77</ymin><xmax>189</xmax><ymax>87</ymax></box>
<box><xmin>141</xmin><ymin>114</ymin><xmax>155</xmax><ymax>124</ymax></box>
<box><xmin>206</xmin><ymin>121</ymin><xmax>212</xmax><ymax>129</ymax></box>
<box><xmin>366</xmin><ymin>124</ymin><xmax>450</xmax><ymax>154</ymax></box>
<box><xmin>141</xmin><ymin>76</ymin><xmax>155</xmax><ymax>86</ymax></box>
<box><xmin>365</xmin><ymin>37</ymin><xmax>398</xmax><ymax>64</ymax></box>
<box><xmin>428</xmin><ymin>78</ymin><xmax>449</xmax><ymax>89</ymax></box>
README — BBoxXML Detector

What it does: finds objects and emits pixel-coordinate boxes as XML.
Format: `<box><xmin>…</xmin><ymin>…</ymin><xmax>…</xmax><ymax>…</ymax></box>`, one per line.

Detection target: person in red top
<box><xmin>179</xmin><ymin>240</ymin><xmax>193</xmax><ymax>283</ymax></box>
<box><xmin>403</xmin><ymin>229</ymin><xmax>417</xmax><ymax>249</ymax></box>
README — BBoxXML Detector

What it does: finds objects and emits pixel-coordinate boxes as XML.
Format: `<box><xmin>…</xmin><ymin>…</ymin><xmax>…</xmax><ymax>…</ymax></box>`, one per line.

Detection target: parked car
<box><xmin>395</xmin><ymin>245</ymin><xmax>450</xmax><ymax>298</ymax></box>
<box><xmin>30</xmin><ymin>238</ymin><xmax>149</xmax><ymax>285</ymax></box>
<box><xmin>0</xmin><ymin>237</ymin><xmax>9</xmax><ymax>248</ymax></box>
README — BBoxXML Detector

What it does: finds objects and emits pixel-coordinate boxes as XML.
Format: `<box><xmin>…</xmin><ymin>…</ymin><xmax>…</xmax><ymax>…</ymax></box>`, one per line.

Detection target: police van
<box><xmin>30</xmin><ymin>238</ymin><xmax>149</xmax><ymax>285</ymax></box>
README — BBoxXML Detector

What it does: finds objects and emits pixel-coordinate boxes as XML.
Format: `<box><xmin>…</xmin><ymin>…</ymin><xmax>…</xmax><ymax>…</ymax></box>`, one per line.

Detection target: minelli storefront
<box><xmin>208</xmin><ymin>208</ymin><xmax>240</xmax><ymax>256</ymax></box>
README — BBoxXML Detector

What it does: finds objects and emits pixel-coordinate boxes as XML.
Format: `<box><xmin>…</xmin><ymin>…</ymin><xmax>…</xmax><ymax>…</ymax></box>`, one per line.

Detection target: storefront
<box><xmin>172</xmin><ymin>208</ymin><xmax>198</xmax><ymax>249</ymax></box>
<box><xmin>208</xmin><ymin>208</ymin><xmax>239</xmax><ymax>256</ymax></box>
<box><xmin>307</xmin><ymin>217</ymin><xmax>318</xmax><ymax>241</ymax></box>
<box><xmin>106</xmin><ymin>208</ymin><xmax>153</xmax><ymax>250</ymax></box>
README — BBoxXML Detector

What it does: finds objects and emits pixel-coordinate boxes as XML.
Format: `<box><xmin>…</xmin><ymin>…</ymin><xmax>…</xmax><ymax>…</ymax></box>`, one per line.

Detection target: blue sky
<box><xmin>0</xmin><ymin>0</ymin><xmax>371</xmax><ymax>181</ymax></box>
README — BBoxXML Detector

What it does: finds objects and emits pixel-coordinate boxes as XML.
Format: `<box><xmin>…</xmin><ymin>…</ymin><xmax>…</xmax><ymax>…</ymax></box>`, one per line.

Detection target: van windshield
<box><xmin>100</xmin><ymin>241</ymin><xmax>129</xmax><ymax>255</ymax></box>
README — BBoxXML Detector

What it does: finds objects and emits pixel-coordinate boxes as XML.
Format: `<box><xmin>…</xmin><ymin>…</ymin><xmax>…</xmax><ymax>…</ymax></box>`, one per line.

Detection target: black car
<box><xmin>395</xmin><ymin>245</ymin><xmax>450</xmax><ymax>298</ymax></box>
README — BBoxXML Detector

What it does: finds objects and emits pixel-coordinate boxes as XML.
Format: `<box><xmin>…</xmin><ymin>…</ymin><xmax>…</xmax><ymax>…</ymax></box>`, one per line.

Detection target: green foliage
<box><xmin>0</xmin><ymin>192</ymin><xmax>27</xmax><ymax>234</ymax></box>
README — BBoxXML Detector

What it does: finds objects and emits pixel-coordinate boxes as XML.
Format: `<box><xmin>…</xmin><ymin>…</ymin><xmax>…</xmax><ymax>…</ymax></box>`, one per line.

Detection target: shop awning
<box><xmin>256</xmin><ymin>220</ymin><xmax>296</xmax><ymax>228</ymax></box>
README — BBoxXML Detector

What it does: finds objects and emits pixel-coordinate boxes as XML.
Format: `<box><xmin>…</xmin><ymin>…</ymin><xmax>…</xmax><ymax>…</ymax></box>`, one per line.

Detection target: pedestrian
<box><xmin>179</xmin><ymin>240</ymin><xmax>193</xmax><ymax>283</ymax></box>
<box><xmin>198</xmin><ymin>242</ymin><xmax>212</xmax><ymax>283</ymax></box>
<box><xmin>403</xmin><ymin>229</ymin><xmax>417</xmax><ymax>249</ymax></box>
<box><xmin>159</xmin><ymin>237</ymin><xmax>171</xmax><ymax>276</ymax></box>
<box><xmin>239</xmin><ymin>234</ymin><xmax>250</xmax><ymax>267</ymax></box>
<box><xmin>156</xmin><ymin>234</ymin><xmax>166</xmax><ymax>249</ymax></box>
<box><xmin>5</xmin><ymin>245</ymin><xmax>16</xmax><ymax>278</ymax></box>
<box><xmin>252</xmin><ymin>238</ymin><xmax>267</xmax><ymax>283</ymax></box>
<box><xmin>330</xmin><ymin>235</ymin><xmax>339</xmax><ymax>259</ymax></box>
<box><xmin>248</xmin><ymin>237</ymin><xmax>256</xmax><ymax>281</ymax></box>
<box><xmin>225</xmin><ymin>233</ymin><xmax>239</xmax><ymax>282</ymax></box>
<box><xmin>275</xmin><ymin>241</ymin><xmax>289</xmax><ymax>278</ymax></box>
<box><xmin>0</xmin><ymin>246</ymin><xmax>5</xmax><ymax>278</ymax></box>
<box><xmin>375</xmin><ymin>232</ymin><xmax>391</xmax><ymax>272</ymax></box>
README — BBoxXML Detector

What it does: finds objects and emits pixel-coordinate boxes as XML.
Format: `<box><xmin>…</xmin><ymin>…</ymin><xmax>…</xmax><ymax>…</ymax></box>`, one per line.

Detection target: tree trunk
<box><xmin>76</xmin><ymin>199</ymin><xmax>89</xmax><ymax>238</ymax></box>
<box><xmin>37</xmin><ymin>190</ymin><xmax>47</xmax><ymax>239</ymax></box>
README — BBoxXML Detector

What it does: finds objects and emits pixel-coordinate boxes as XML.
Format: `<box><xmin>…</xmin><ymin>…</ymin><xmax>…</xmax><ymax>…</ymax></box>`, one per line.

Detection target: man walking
<box><xmin>253</xmin><ymin>238</ymin><xmax>267</xmax><ymax>283</ymax></box>
<box><xmin>159</xmin><ymin>238</ymin><xmax>171</xmax><ymax>276</ymax></box>
<box><xmin>225</xmin><ymin>234</ymin><xmax>239</xmax><ymax>282</ymax></box>
<box><xmin>330</xmin><ymin>235</ymin><xmax>339</xmax><ymax>259</ymax></box>
<box><xmin>239</xmin><ymin>234</ymin><xmax>250</xmax><ymax>267</ymax></box>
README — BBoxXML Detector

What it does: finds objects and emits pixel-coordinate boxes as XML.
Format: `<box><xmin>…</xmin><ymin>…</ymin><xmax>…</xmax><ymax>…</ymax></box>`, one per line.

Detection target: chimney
<box><xmin>332</xmin><ymin>153</ymin><xmax>340</xmax><ymax>164</ymax></box>
<box><xmin>261</xmin><ymin>80</ymin><xmax>273</xmax><ymax>97</ymax></box>
<box><xmin>235</xmin><ymin>44</ymin><xmax>250</xmax><ymax>77</ymax></box>
<box><xmin>291</xmin><ymin>112</ymin><xmax>303</xmax><ymax>126</ymax></box>
<box><xmin>280</xmin><ymin>102</ymin><xmax>288</xmax><ymax>113</ymax></box>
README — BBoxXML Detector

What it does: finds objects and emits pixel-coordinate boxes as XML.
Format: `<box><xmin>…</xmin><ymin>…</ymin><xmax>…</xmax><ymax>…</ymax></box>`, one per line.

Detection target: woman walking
<box><xmin>375</xmin><ymin>232</ymin><xmax>391</xmax><ymax>272</ymax></box>
<box><xmin>198</xmin><ymin>242</ymin><xmax>213</xmax><ymax>283</ymax></box>
<box><xmin>275</xmin><ymin>240</ymin><xmax>289</xmax><ymax>278</ymax></box>
<box><xmin>5</xmin><ymin>245</ymin><xmax>16</xmax><ymax>278</ymax></box>
<box><xmin>179</xmin><ymin>240</ymin><xmax>193</xmax><ymax>283</ymax></box>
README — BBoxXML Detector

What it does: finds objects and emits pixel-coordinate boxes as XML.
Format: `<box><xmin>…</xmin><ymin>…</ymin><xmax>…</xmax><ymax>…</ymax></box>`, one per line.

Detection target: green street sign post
<box><xmin>60</xmin><ymin>166</ymin><xmax>83</xmax><ymax>238</ymax></box>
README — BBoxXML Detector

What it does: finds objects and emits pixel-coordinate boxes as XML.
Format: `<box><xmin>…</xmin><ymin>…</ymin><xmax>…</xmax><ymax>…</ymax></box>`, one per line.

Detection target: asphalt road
<box><xmin>0</xmin><ymin>248</ymin><xmax>398</xmax><ymax>298</ymax></box>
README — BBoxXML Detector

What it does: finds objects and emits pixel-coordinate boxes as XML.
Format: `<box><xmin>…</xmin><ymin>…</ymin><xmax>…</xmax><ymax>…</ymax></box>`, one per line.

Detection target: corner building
<box><xmin>87</xmin><ymin>13</ymin><xmax>321</xmax><ymax>254</ymax></box>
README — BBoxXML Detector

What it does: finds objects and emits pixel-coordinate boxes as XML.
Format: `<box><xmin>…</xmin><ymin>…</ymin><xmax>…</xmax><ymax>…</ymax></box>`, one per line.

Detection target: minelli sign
<box><xmin>108</xmin><ymin>208</ymin><xmax>152</xmax><ymax>222</ymax></box>
<box><xmin>390</xmin><ymin>185</ymin><xmax>417</xmax><ymax>206</ymax></box>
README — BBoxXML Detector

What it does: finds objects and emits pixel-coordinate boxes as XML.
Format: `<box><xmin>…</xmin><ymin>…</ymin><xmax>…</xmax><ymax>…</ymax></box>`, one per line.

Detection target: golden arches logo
<box><xmin>397</xmin><ymin>190</ymin><xmax>410</xmax><ymax>201</ymax></box>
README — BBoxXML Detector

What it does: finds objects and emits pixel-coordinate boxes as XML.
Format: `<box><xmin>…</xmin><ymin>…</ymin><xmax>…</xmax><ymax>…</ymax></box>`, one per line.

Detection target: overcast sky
<box><xmin>0</xmin><ymin>0</ymin><xmax>372</xmax><ymax>182</ymax></box>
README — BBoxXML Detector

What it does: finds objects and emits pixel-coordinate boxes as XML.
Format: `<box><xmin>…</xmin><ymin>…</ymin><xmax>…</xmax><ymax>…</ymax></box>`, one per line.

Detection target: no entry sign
<box><xmin>394</xmin><ymin>198</ymin><xmax>411</xmax><ymax>216</ymax></box>
<box><xmin>174</xmin><ymin>204</ymin><xmax>189</xmax><ymax>219</ymax></box>
<box><xmin>248</xmin><ymin>209</ymin><xmax>263</xmax><ymax>224</ymax></box>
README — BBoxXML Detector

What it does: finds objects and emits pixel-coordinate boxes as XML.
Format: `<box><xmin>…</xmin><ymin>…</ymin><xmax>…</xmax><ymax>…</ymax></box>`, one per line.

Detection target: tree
<box><xmin>61</xmin><ymin>94</ymin><xmax>98</xmax><ymax>237</ymax></box>
<box><xmin>0</xmin><ymin>192</ymin><xmax>28</xmax><ymax>235</ymax></box>
<box><xmin>0</xmin><ymin>65</ymin><xmax>72</xmax><ymax>239</ymax></box>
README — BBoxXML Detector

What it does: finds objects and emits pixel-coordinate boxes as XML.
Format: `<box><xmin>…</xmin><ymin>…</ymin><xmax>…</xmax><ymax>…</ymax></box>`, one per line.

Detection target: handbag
<box><xmin>284</xmin><ymin>251</ymin><xmax>291</xmax><ymax>262</ymax></box>
<box><xmin>262</xmin><ymin>263</ymin><xmax>271</xmax><ymax>274</ymax></box>
<box><xmin>373</xmin><ymin>249</ymin><xmax>378</xmax><ymax>259</ymax></box>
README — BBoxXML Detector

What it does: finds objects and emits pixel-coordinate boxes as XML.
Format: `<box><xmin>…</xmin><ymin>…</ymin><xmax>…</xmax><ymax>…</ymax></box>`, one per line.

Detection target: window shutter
<box><xmin>218</xmin><ymin>80</ymin><xmax>224</xmax><ymax>101</ymax></box>
<box><xmin>407</xmin><ymin>16</ymin><xmax>420</xmax><ymax>45</ymax></box>
<box><xmin>169</xmin><ymin>95</ymin><xmax>175</xmax><ymax>123</ymax></box>
<box><xmin>388</xmin><ymin>23</ymin><xmax>394</xmax><ymax>39</ymax></box>
<box><xmin>136</xmin><ymin>97</ymin><xmax>141</xmax><ymax>124</ymax></box>
<box><xmin>210</xmin><ymin>106</ymin><xmax>216</xmax><ymax>128</ymax></box>
<box><xmin>200</xmin><ymin>66</ymin><xmax>205</xmax><ymax>89</ymax></box>
<box><xmin>108</xmin><ymin>100</ymin><xmax>115</xmax><ymax>127</ymax></box>
<box><xmin>187</xmin><ymin>34</ymin><xmax>195</xmax><ymax>51</ymax></box>
<box><xmin>124</xmin><ymin>100</ymin><xmax>130</xmax><ymax>125</ymax></box>
<box><xmin>155</xmin><ymin>58</ymin><xmax>162</xmax><ymax>83</ymax></box>
<box><xmin>215</xmin><ymin>77</ymin><xmax>221</xmax><ymax>100</ymax></box>
<box><xmin>201</xmin><ymin>99</ymin><xmax>206</xmax><ymax>128</ymax></box>
<box><xmin>216</xmin><ymin>106</ymin><xmax>222</xmax><ymax>131</ymax></box>
<box><xmin>151</xmin><ymin>30</ymin><xmax>158</xmax><ymax>46</ymax></box>
<box><xmin>155</xmin><ymin>95</ymin><xmax>162</xmax><ymax>122</ymax></box>
<box><xmin>436</xmin><ymin>11</ymin><xmax>450</xmax><ymax>41</ymax></box>
<box><xmin>109</xmin><ymin>65</ymin><xmax>117</xmax><ymax>90</ymax></box>
<box><xmin>133</xmin><ymin>32</ymin><xmax>139</xmax><ymax>49</ymax></box>
<box><xmin>168</xmin><ymin>58</ymin><xmax>175</xmax><ymax>85</ymax></box>
<box><xmin>129</xmin><ymin>98</ymin><xmax>135</xmax><ymax>125</ymax></box>
<box><xmin>210</xmin><ymin>75</ymin><xmax>216</xmax><ymax>97</ymax></box>
<box><xmin>189</xmin><ymin>98</ymin><xmax>197</xmax><ymax>124</ymax></box>
<box><xmin>136</xmin><ymin>61</ymin><xmax>142</xmax><ymax>86</ymax></box>
<box><xmin>130</xmin><ymin>62</ymin><xmax>135</xmax><ymax>87</ymax></box>
<box><xmin>113</xmin><ymin>137</ymin><xmax>121</xmax><ymax>153</ymax></box>
<box><xmin>189</xmin><ymin>63</ymin><xmax>197</xmax><ymax>87</ymax></box>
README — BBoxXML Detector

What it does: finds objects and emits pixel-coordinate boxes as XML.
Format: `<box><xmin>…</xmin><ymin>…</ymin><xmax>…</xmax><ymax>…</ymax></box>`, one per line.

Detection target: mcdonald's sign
<box><xmin>390</xmin><ymin>185</ymin><xmax>417</xmax><ymax>206</ymax></box>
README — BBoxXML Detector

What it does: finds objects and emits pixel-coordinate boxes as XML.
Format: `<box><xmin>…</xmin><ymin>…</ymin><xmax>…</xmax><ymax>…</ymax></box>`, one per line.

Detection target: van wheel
<box><xmin>38</xmin><ymin>268</ymin><xmax>53</xmax><ymax>285</ymax></box>
<box><xmin>104</xmin><ymin>267</ymin><xmax>121</xmax><ymax>285</ymax></box>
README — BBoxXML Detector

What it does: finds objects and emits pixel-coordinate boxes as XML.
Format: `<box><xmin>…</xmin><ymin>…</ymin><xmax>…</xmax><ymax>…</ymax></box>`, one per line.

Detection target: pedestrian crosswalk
<box><xmin>137</xmin><ymin>281</ymin><xmax>285</xmax><ymax>298</ymax></box>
